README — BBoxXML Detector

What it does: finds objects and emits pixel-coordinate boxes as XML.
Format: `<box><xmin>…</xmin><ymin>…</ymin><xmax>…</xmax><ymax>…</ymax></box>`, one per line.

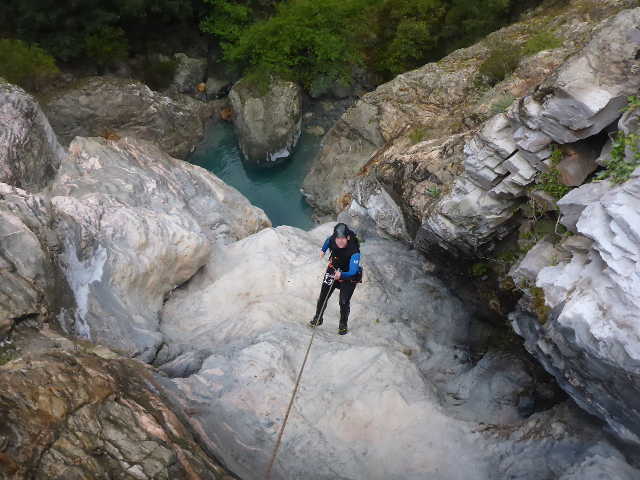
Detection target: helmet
<box><xmin>333</xmin><ymin>223</ymin><xmax>349</xmax><ymax>238</ymax></box>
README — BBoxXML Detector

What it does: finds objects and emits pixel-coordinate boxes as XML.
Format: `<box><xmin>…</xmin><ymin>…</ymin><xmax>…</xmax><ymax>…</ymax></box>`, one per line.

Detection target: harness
<box><xmin>327</xmin><ymin>250</ymin><xmax>363</xmax><ymax>284</ymax></box>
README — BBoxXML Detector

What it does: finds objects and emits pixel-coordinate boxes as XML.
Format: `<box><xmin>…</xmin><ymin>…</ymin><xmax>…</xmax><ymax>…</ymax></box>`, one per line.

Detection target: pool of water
<box><xmin>188</xmin><ymin>121</ymin><xmax>320</xmax><ymax>230</ymax></box>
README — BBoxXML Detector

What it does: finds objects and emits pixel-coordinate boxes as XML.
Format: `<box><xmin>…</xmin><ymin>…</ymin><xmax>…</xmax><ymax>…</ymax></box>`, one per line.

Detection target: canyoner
<box><xmin>310</xmin><ymin>222</ymin><xmax>363</xmax><ymax>335</ymax></box>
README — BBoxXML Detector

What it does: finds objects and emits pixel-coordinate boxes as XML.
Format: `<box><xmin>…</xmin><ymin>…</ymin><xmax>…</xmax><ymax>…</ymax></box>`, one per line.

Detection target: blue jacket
<box><xmin>322</xmin><ymin>237</ymin><xmax>361</xmax><ymax>279</ymax></box>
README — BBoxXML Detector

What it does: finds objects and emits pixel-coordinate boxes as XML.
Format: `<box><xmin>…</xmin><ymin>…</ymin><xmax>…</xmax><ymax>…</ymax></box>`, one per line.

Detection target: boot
<box><xmin>338</xmin><ymin>319</ymin><xmax>348</xmax><ymax>335</ymax></box>
<box><xmin>309</xmin><ymin>315</ymin><xmax>323</xmax><ymax>327</ymax></box>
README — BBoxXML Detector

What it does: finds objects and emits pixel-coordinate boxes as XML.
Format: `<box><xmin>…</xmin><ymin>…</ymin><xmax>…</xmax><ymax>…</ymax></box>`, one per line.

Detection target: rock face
<box><xmin>42</xmin><ymin>136</ymin><xmax>270</xmax><ymax>361</ymax></box>
<box><xmin>149</xmin><ymin>223</ymin><xmax>638</xmax><ymax>480</ymax></box>
<box><xmin>302</xmin><ymin>1</ymin><xmax>640</xmax><ymax>251</ymax></box>
<box><xmin>0</xmin><ymin>81</ymin><xmax>65</xmax><ymax>191</ymax></box>
<box><xmin>512</xmin><ymin>169</ymin><xmax>640</xmax><ymax>443</ymax></box>
<box><xmin>508</xmin><ymin>102</ymin><xmax>640</xmax><ymax>445</ymax></box>
<box><xmin>171</xmin><ymin>53</ymin><xmax>207</xmax><ymax>94</ymax></box>
<box><xmin>43</xmin><ymin>76</ymin><xmax>215</xmax><ymax>159</ymax></box>
<box><xmin>0</xmin><ymin>183</ymin><xmax>72</xmax><ymax>341</ymax></box>
<box><xmin>229</xmin><ymin>78</ymin><xmax>302</xmax><ymax>166</ymax></box>
<box><xmin>0</xmin><ymin>324</ymin><xmax>233</xmax><ymax>480</ymax></box>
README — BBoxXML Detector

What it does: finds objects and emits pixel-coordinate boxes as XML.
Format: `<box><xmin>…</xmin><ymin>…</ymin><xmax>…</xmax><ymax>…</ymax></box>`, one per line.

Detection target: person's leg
<box><xmin>311</xmin><ymin>268</ymin><xmax>336</xmax><ymax>326</ymax></box>
<box><xmin>338</xmin><ymin>281</ymin><xmax>357</xmax><ymax>334</ymax></box>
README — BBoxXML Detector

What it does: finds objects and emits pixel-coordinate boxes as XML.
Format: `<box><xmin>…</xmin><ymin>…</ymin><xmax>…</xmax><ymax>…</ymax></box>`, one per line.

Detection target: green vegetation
<box><xmin>521</xmin><ymin>30</ymin><xmax>562</xmax><ymax>56</ymax></box>
<box><xmin>531</xmin><ymin>286</ymin><xmax>551</xmax><ymax>323</ymax></box>
<box><xmin>426</xmin><ymin>185</ymin><xmax>442</xmax><ymax>198</ymax></box>
<box><xmin>1</xmin><ymin>0</ymin><xmax>543</xmax><ymax>94</ymax></box>
<box><xmin>0</xmin><ymin>38</ymin><xmax>59</xmax><ymax>91</ymax></box>
<box><xmin>0</xmin><ymin>342</ymin><xmax>18</xmax><ymax>366</ymax></box>
<box><xmin>490</xmin><ymin>93</ymin><xmax>516</xmax><ymax>114</ymax></box>
<box><xmin>138</xmin><ymin>57</ymin><xmax>179</xmax><ymax>91</ymax></box>
<box><xmin>1</xmin><ymin>0</ymin><xmax>199</xmax><ymax>64</ymax></box>
<box><xmin>220</xmin><ymin>0</ymin><xmax>369</xmax><ymax>92</ymax></box>
<box><xmin>595</xmin><ymin>131</ymin><xmax>640</xmax><ymax>184</ymax></box>
<box><xmin>409</xmin><ymin>126</ymin><xmax>429</xmax><ymax>144</ymax></box>
<box><xmin>471</xmin><ymin>262</ymin><xmax>490</xmax><ymax>277</ymax></box>
<box><xmin>85</xmin><ymin>27</ymin><xmax>129</xmax><ymax>74</ymax></box>
<box><xmin>478</xmin><ymin>28</ymin><xmax>561</xmax><ymax>86</ymax></box>
<box><xmin>535</xmin><ymin>146</ymin><xmax>572</xmax><ymax>199</ymax></box>
<box><xmin>478</xmin><ymin>41</ymin><xmax>523</xmax><ymax>86</ymax></box>
<box><xmin>622</xmin><ymin>95</ymin><xmax>640</xmax><ymax>113</ymax></box>
<box><xmin>205</xmin><ymin>0</ymin><xmax>542</xmax><ymax>92</ymax></box>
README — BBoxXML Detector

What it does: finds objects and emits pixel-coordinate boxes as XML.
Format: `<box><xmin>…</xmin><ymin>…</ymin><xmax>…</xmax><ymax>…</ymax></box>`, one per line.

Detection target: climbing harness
<box><xmin>265</xmin><ymin>265</ymin><xmax>337</xmax><ymax>480</ymax></box>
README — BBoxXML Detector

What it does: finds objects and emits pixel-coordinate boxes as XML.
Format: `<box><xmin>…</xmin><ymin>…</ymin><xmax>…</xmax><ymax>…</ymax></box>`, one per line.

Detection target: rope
<box><xmin>265</xmin><ymin>273</ymin><xmax>335</xmax><ymax>480</ymax></box>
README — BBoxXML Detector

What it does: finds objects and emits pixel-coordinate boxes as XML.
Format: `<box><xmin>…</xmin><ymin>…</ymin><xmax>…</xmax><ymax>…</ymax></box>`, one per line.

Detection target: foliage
<box><xmin>200</xmin><ymin>0</ymin><xmax>540</xmax><ymax>91</ymax></box>
<box><xmin>478</xmin><ymin>40</ymin><xmax>523</xmax><ymax>86</ymax></box>
<box><xmin>477</xmin><ymin>28</ymin><xmax>560</xmax><ymax>87</ymax></box>
<box><xmin>490</xmin><ymin>93</ymin><xmax>515</xmax><ymax>114</ymax></box>
<box><xmin>531</xmin><ymin>286</ymin><xmax>550</xmax><ymax>323</ymax></box>
<box><xmin>85</xmin><ymin>26</ymin><xmax>129</xmax><ymax>71</ymax></box>
<box><xmin>0</xmin><ymin>38</ymin><xmax>59</xmax><ymax>91</ymax></box>
<box><xmin>622</xmin><ymin>95</ymin><xmax>640</xmax><ymax>113</ymax></box>
<box><xmin>521</xmin><ymin>30</ymin><xmax>562</xmax><ymax>56</ymax></box>
<box><xmin>3</xmin><ymin>0</ymin><xmax>197</xmax><ymax>61</ymax></box>
<box><xmin>536</xmin><ymin>146</ymin><xmax>572</xmax><ymax>199</ymax></box>
<box><xmin>470</xmin><ymin>262</ymin><xmax>490</xmax><ymax>277</ymax></box>
<box><xmin>426</xmin><ymin>185</ymin><xmax>442</xmax><ymax>198</ymax></box>
<box><xmin>220</xmin><ymin>0</ymin><xmax>370</xmax><ymax>90</ymax></box>
<box><xmin>360</xmin><ymin>0</ymin><xmax>526</xmax><ymax>79</ymax></box>
<box><xmin>595</xmin><ymin>132</ymin><xmax>640</xmax><ymax>184</ymax></box>
<box><xmin>139</xmin><ymin>57</ymin><xmax>178</xmax><ymax>91</ymax></box>
<box><xmin>200</xmin><ymin>0</ymin><xmax>271</xmax><ymax>45</ymax></box>
<box><xmin>409</xmin><ymin>126</ymin><xmax>428</xmax><ymax>144</ymax></box>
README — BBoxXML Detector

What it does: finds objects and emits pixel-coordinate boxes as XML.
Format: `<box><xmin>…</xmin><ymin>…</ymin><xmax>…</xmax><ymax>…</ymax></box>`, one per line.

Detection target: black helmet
<box><xmin>333</xmin><ymin>223</ymin><xmax>349</xmax><ymax>238</ymax></box>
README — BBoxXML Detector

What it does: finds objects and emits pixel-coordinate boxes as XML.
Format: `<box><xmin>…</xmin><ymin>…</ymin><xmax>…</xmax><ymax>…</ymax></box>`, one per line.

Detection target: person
<box><xmin>310</xmin><ymin>223</ymin><xmax>362</xmax><ymax>335</ymax></box>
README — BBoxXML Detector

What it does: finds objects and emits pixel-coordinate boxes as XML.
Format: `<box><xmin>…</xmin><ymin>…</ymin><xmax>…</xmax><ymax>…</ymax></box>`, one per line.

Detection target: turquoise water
<box><xmin>189</xmin><ymin>122</ymin><xmax>320</xmax><ymax>230</ymax></box>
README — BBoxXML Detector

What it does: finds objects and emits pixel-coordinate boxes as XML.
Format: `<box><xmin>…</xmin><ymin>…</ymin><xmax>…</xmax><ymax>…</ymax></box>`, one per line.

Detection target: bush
<box><xmin>0</xmin><ymin>38</ymin><xmax>59</xmax><ymax>91</ymax></box>
<box><xmin>535</xmin><ymin>146</ymin><xmax>572</xmax><ymax>199</ymax></box>
<box><xmin>220</xmin><ymin>0</ymin><xmax>369</xmax><ymax>91</ymax></box>
<box><xmin>522</xmin><ymin>31</ymin><xmax>562</xmax><ymax>56</ymax></box>
<box><xmin>85</xmin><ymin>26</ymin><xmax>129</xmax><ymax>73</ymax></box>
<box><xmin>595</xmin><ymin>131</ymin><xmax>640</xmax><ymax>184</ymax></box>
<box><xmin>141</xmin><ymin>57</ymin><xmax>178</xmax><ymax>91</ymax></box>
<box><xmin>490</xmin><ymin>93</ymin><xmax>516</xmax><ymax>114</ymax></box>
<box><xmin>478</xmin><ymin>41</ymin><xmax>523</xmax><ymax>86</ymax></box>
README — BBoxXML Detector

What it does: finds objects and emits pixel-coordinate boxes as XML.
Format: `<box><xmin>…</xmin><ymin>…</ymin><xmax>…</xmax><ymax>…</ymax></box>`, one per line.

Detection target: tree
<box><xmin>213</xmin><ymin>0</ymin><xmax>371</xmax><ymax>91</ymax></box>
<box><xmin>0</xmin><ymin>38</ymin><xmax>59</xmax><ymax>91</ymax></box>
<box><xmin>85</xmin><ymin>26</ymin><xmax>129</xmax><ymax>74</ymax></box>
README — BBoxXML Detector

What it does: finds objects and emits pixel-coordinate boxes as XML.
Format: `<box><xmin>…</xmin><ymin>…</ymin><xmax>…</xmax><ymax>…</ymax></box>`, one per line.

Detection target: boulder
<box><xmin>43</xmin><ymin>136</ymin><xmax>270</xmax><ymax>361</ymax></box>
<box><xmin>0</xmin><ymin>80</ymin><xmax>65</xmax><ymax>191</ymax></box>
<box><xmin>43</xmin><ymin>76</ymin><xmax>214</xmax><ymax>158</ymax></box>
<box><xmin>509</xmin><ymin>240</ymin><xmax>561</xmax><ymax>288</ymax></box>
<box><xmin>172</xmin><ymin>52</ymin><xmax>208</xmax><ymax>94</ymax></box>
<box><xmin>229</xmin><ymin>77</ymin><xmax>302</xmax><ymax>166</ymax></box>
<box><xmin>206</xmin><ymin>76</ymin><xmax>231</xmax><ymax>99</ymax></box>
<box><xmin>0</xmin><ymin>184</ymin><xmax>66</xmax><ymax>340</ymax></box>
<box><xmin>557</xmin><ymin>180</ymin><xmax>613</xmax><ymax>231</ymax></box>
<box><xmin>0</xmin><ymin>325</ymin><xmax>232</xmax><ymax>479</ymax></box>
<box><xmin>557</xmin><ymin>141</ymin><xmax>601</xmax><ymax>186</ymax></box>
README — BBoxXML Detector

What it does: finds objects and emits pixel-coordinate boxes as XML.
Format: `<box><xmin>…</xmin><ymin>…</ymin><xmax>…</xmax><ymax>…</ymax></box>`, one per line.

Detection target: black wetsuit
<box><xmin>314</xmin><ymin>234</ymin><xmax>362</xmax><ymax>329</ymax></box>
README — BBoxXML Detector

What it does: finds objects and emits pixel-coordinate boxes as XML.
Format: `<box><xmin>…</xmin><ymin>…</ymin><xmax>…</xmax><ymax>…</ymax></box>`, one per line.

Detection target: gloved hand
<box><xmin>319</xmin><ymin>251</ymin><xmax>325</xmax><ymax>258</ymax></box>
